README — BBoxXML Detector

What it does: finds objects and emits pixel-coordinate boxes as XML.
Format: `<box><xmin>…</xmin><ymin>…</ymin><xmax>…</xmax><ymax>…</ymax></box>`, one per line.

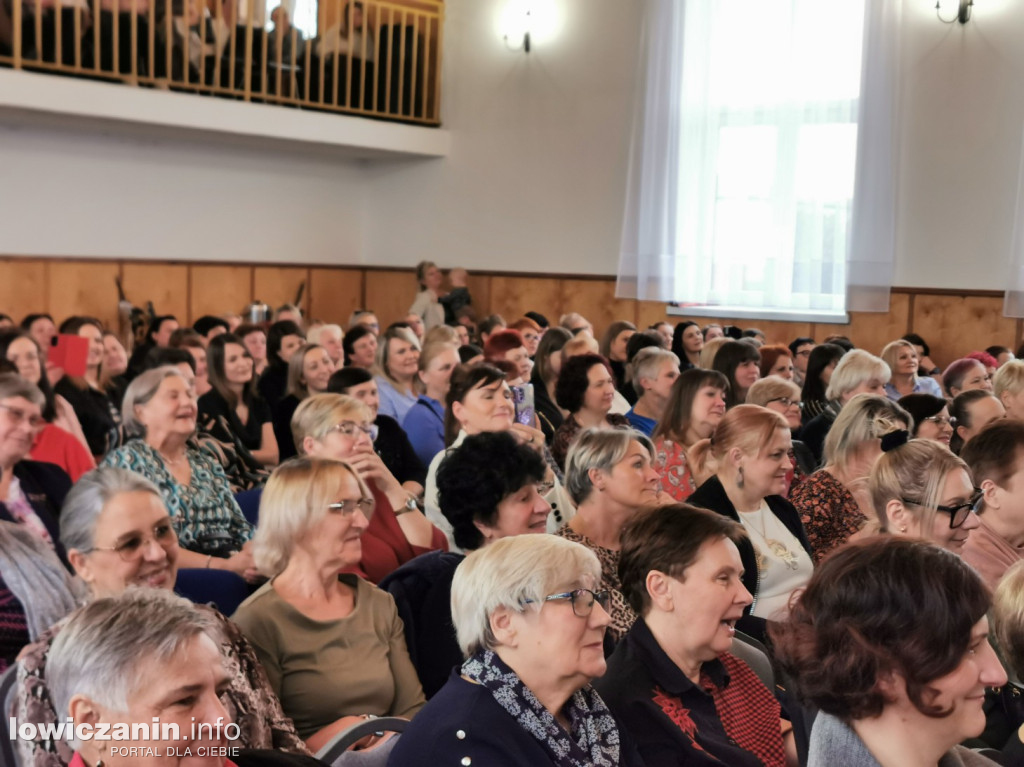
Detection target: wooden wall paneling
<box><xmin>0</xmin><ymin>260</ymin><xmax>48</xmax><ymax>323</ymax></box>
<box><xmin>558</xmin><ymin>279</ymin><xmax>636</xmax><ymax>340</ymax></box>
<box><xmin>489</xmin><ymin>276</ymin><xmax>563</xmax><ymax>328</ymax></box>
<box><xmin>911</xmin><ymin>294</ymin><xmax>1017</xmax><ymax>369</ymax></box>
<box><xmin>121</xmin><ymin>263</ymin><xmax>189</xmax><ymax>324</ymax></box>
<box><xmin>189</xmin><ymin>265</ymin><xmax>253</xmax><ymax>321</ymax></box>
<box><xmin>47</xmin><ymin>260</ymin><xmax>121</xmax><ymax>330</ymax></box>
<box><xmin>826</xmin><ymin>292</ymin><xmax>911</xmax><ymax>356</ymax></box>
<box><xmin>309</xmin><ymin>268</ymin><xmax>364</xmax><ymax>326</ymax></box>
<box><xmin>253</xmin><ymin>267</ymin><xmax>312</xmax><ymax>318</ymax></box>
<box><xmin>365</xmin><ymin>270</ymin><xmax>416</xmax><ymax>328</ymax></box>
<box><xmin>463</xmin><ymin>273</ymin><xmax>491</xmax><ymax>323</ymax></box>
<box><xmin>635</xmin><ymin>301</ymin><xmax>672</xmax><ymax>332</ymax></box>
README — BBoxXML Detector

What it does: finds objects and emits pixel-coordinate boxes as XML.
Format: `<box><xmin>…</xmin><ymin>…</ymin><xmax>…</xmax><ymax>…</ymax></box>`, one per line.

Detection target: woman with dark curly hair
<box><xmin>380</xmin><ymin>430</ymin><xmax>549</xmax><ymax>698</ymax></box>
<box><xmin>551</xmin><ymin>353</ymin><xmax>630</xmax><ymax>470</ymax></box>
<box><xmin>770</xmin><ymin>537</ymin><xmax>1005</xmax><ymax>767</ymax></box>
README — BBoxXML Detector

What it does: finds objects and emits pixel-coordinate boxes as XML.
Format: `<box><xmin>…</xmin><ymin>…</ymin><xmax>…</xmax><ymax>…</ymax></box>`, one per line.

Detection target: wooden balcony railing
<box><xmin>0</xmin><ymin>0</ymin><xmax>443</xmax><ymax>125</ymax></box>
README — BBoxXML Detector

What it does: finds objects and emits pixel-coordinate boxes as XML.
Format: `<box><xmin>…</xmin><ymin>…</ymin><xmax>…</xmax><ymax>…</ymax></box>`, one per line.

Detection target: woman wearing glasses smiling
<box><xmin>389</xmin><ymin>535</ymin><xmax>644</xmax><ymax>767</ymax></box>
<box><xmin>292</xmin><ymin>393</ymin><xmax>446</xmax><ymax>583</ymax></box>
<box><xmin>869</xmin><ymin>437</ymin><xmax>981</xmax><ymax>553</ymax></box>
<box><xmin>233</xmin><ymin>457</ymin><xmax>426</xmax><ymax>753</ymax></box>
<box><xmin>13</xmin><ymin>467</ymin><xmax>310</xmax><ymax>767</ymax></box>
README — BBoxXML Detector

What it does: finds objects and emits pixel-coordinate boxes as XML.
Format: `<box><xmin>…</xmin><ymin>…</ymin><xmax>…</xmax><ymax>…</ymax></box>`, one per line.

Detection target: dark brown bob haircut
<box><xmin>769</xmin><ymin>537</ymin><xmax>990</xmax><ymax>722</ymax></box>
<box><xmin>618</xmin><ymin>504</ymin><xmax>747</xmax><ymax>617</ymax></box>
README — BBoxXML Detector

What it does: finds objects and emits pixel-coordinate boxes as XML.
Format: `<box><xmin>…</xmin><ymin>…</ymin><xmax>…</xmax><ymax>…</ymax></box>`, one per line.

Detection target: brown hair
<box><xmin>619</xmin><ymin>504</ymin><xmax>746</xmax><ymax>616</ymax></box>
<box><xmin>652</xmin><ymin>368</ymin><xmax>729</xmax><ymax>444</ymax></box>
<box><xmin>960</xmin><ymin>419</ymin><xmax>1024</xmax><ymax>493</ymax></box>
<box><xmin>770</xmin><ymin>537</ymin><xmax>990</xmax><ymax>721</ymax></box>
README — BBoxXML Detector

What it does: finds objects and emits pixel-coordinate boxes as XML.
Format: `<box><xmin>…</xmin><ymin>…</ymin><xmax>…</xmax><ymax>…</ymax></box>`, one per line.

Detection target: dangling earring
<box><xmin>736</xmin><ymin>466</ymin><xmax>745</xmax><ymax>489</ymax></box>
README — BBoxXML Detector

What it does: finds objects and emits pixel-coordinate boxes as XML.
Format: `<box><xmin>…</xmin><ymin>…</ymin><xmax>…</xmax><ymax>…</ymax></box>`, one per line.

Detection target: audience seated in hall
<box><xmin>272</xmin><ymin>342</ymin><xmax>335</xmax><ymax>462</ymax></box>
<box><xmin>258</xmin><ymin>320</ymin><xmax>305</xmax><ymax>411</ymax></box>
<box><xmin>13</xmin><ymin>467</ymin><xmax>309</xmax><ymax>766</ymax></box>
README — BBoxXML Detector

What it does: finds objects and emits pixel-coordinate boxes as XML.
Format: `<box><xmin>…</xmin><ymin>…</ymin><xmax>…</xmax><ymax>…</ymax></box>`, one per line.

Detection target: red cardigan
<box><xmin>344</xmin><ymin>485</ymin><xmax>448</xmax><ymax>584</ymax></box>
<box><xmin>30</xmin><ymin>424</ymin><xmax>95</xmax><ymax>482</ymax></box>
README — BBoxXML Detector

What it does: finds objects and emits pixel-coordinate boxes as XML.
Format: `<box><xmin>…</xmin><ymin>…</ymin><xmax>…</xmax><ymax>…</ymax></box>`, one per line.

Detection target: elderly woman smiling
<box><xmin>101</xmin><ymin>367</ymin><xmax>255</xmax><ymax>577</ymax></box>
<box><xmin>557</xmin><ymin>428</ymin><xmax>664</xmax><ymax>644</ymax></box>
<box><xmin>14</xmin><ymin>467</ymin><xmax>308</xmax><ymax>767</ymax></box>
<box><xmin>231</xmin><ymin>457</ymin><xmax>426</xmax><ymax>752</ymax></box>
<box><xmin>388</xmin><ymin>534</ymin><xmax>644</xmax><ymax>767</ymax></box>
<box><xmin>595</xmin><ymin>504</ymin><xmax>790</xmax><ymax>767</ymax></box>
<box><xmin>46</xmin><ymin>589</ymin><xmax>322</xmax><ymax>767</ymax></box>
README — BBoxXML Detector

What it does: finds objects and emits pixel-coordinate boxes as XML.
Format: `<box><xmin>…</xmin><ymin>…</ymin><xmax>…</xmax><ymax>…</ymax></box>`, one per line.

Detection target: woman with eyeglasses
<box><xmin>292</xmin><ymin>393</ymin><xmax>446</xmax><ymax>583</ymax></box>
<box><xmin>0</xmin><ymin>374</ymin><xmax>73</xmax><ymax>561</ymax></box>
<box><xmin>791</xmin><ymin>395</ymin><xmax>909</xmax><ymax>564</ymax></box>
<box><xmin>869</xmin><ymin>437</ymin><xmax>981</xmax><ymax>553</ymax></box>
<box><xmin>898</xmin><ymin>393</ymin><xmax>955</xmax><ymax>448</ymax></box>
<box><xmin>746</xmin><ymin>376</ymin><xmax>816</xmax><ymax>496</ymax></box>
<box><xmin>13</xmin><ymin>467</ymin><xmax>310</xmax><ymax>767</ymax></box>
<box><xmin>380</xmin><ymin>430</ymin><xmax>551</xmax><ymax>698</ymax></box>
<box><xmin>233</xmin><ymin>457</ymin><xmax>426</xmax><ymax>753</ymax></box>
<box><xmin>388</xmin><ymin>534</ymin><xmax>644</xmax><ymax>767</ymax></box>
<box><xmin>101</xmin><ymin>367</ymin><xmax>255</xmax><ymax>577</ymax></box>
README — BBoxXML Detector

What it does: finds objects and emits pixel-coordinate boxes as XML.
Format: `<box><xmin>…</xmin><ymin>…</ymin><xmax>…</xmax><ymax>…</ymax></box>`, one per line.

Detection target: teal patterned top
<box><xmin>100</xmin><ymin>439</ymin><xmax>253</xmax><ymax>554</ymax></box>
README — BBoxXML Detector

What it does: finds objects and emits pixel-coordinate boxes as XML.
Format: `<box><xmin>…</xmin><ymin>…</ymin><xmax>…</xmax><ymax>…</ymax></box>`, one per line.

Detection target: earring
<box><xmin>736</xmin><ymin>466</ymin><xmax>744</xmax><ymax>490</ymax></box>
<box><xmin>899</xmin><ymin>526</ymin><xmax>907</xmax><ymax>533</ymax></box>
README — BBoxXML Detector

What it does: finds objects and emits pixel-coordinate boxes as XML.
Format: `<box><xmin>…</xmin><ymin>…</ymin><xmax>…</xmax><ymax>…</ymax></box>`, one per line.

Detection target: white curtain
<box><xmin>617</xmin><ymin>0</ymin><xmax>900</xmax><ymax>320</ymax></box>
<box><xmin>1005</xmin><ymin>126</ymin><xmax>1024</xmax><ymax>317</ymax></box>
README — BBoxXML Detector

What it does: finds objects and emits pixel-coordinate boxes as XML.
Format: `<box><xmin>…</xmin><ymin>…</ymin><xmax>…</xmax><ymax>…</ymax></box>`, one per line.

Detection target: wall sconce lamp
<box><xmin>499</xmin><ymin>1</ymin><xmax>562</xmax><ymax>54</ymax></box>
<box><xmin>503</xmin><ymin>4</ymin><xmax>532</xmax><ymax>53</ymax></box>
<box><xmin>935</xmin><ymin>0</ymin><xmax>972</xmax><ymax>23</ymax></box>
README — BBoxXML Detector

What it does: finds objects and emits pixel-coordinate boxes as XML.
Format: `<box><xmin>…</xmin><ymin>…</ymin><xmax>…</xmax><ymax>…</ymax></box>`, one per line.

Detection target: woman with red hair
<box><xmin>483</xmin><ymin>329</ymin><xmax>532</xmax><ymax>384</ymax></box>
<box><xmin>758</xmin><ymin>344</ymin><xmax>795</xmax><ymax>380</ymax></box>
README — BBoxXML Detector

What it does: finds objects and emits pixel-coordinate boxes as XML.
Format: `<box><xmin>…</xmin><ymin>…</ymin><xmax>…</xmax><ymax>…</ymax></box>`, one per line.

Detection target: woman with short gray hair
<box><xmin>556</xmin><ymin>428</ymin><xmax>663</xmax><ymax>643</ymax></box>
<box><xmin>13</xmin><ymin>466</ymin><xmax>310</xmax><ymax>767</ymax></box>
<box><xmin>389</xmin><ymin>535</ymin><xmax>644</xmax><ymax>767</ymax></box>
<box><xmin>46</xmin><ymin>589</ymin><xmax>321</xmax><ymax>767</ymax></box>
<box><xmin>101</xmin><ymin>366</ymin><xmax>254</xmax><ymax>576</ymax></box>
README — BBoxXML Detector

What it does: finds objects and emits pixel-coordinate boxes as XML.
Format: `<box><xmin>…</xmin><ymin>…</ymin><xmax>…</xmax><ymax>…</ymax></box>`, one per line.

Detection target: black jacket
<box><xmin>687</xmin><ymin>475</ymin><xmax>813</xmax><ymax>642</ymax></box>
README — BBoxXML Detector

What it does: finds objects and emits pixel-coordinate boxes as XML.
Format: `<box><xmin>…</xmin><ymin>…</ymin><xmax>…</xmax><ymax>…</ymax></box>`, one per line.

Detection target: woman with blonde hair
<box><xmin>688</xmin><ymin>404</ymin><xmax>813</xmax><ymax>641</ymax></box>
<box><xmin>293</xmin><ymin>393</ymin><xmax>446</xmax><ymax>583</ymax></box>
<box><xmin>746</xmin><ymin>375</ymin><xmax>816</xmax><ymax>494</ymax></box>
<box><xmin>994</xmin><ymin>359</ymin><xmax>1024</xmax><ymax>420</ymax></box>
<box><xmin>374</xmin><ymin>325</ymin><xmax>421</xmax><ymax>423</ymax></box>
<box><xmin>881</xmin><ymin>339</ymin><xmax>943</xmax><ymax>400</ymax></box>
<box><xmin>791</xmin><ymin>395</ymin><xmax>909</xmax><ymax>563</ymax></box>
<box><xmin>869</xmin><ymin>437</ymin><xmax>981</xmax><ymax>552</ymax></box>
<box><xmin>233</xmin><ymin>457</ymin><xmax>426</xmax><ymax>752</ymax></box>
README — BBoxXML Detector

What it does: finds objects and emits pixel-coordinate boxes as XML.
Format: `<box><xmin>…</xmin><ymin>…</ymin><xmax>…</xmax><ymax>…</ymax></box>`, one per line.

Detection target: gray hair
<box><xmin>48</xmin><ymin>589</ymin><xmax>223</xmax><ymax>746</ymax></box>
<box><xmin>631</xmin><ymin>348</ymin><xmax>680</xmax><ymax>397</ymax></box>
<box><xmin>307</xmin><ymin>324</ymin><xmax>343</xmax><ymax>345</ymax></box>
<box><xmin>121</xmin><ymin>366</ymin><xmax>188</xmax><ymax>438</ymax></box>
<box><xmin>825</xmin><ymin>349</ymin><xmax>891</xmax><ymax>401</ymax></box>
<box><xmin>60</xmin><ymin>467</ymin><xmax>164</xmax><ymax>554</ymax></box>
<box><xmin>823</xmin><ymin>394</ymin><xmax>911</xmax><ymax>468</ymax></box>
<box><xmin>451</xmin><ymin>535</ymin><xmax>601</xmax><ymax>657</ymax></box>
<box><xmin>564</xmin><ymin>427</ymin><xmax>654</xmax><ymax>506</ymax></box>
<box><xmin>0</xmin><ymin>372</ymin><xmax>45</xmax><ymax>409</ymax></box>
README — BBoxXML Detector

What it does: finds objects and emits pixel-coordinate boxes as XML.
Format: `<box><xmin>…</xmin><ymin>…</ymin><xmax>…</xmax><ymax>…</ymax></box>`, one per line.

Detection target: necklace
<box><xmin>739</xmin><ymin>505</ymin><xmax>801</xmax><ymax>571</ymax></box>
<box><xmin>157</xmin><ymin>448</ymin><xmax>186</xmax><ymax>467</ymax></box>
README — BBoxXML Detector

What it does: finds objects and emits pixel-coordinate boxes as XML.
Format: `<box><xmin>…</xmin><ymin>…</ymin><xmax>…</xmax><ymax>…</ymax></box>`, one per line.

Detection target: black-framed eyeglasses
<box><xmin>901</xmin><ymin>490</ymin><xmax>982</xmax><ymax>529</ymax></box>
<box><xmin>327</xmin><ymin>498</ymin><xmax>374</xmax><ymax>517</ymax></box>
<box><xmin>88</xmin><ymin>520</ymin><xmax>178</xmax><ymax>562</ymax></box>
<box><xmin>522</xmin><ymin>588</ymin><xmax>611</xmax><ymax>618</ymax></box>
<box><xmin>766</xmin><ymin>397</ymin><xmax>803</xmax><ymax>409</ymax></box>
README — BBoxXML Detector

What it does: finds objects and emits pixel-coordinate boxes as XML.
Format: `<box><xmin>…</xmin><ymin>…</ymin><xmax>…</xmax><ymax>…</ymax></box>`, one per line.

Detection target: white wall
<box><xmin>1</xmin><ymin>0</ymin><xmax>1024</xmax><ymax>291</ymax></box>
<box><xmin>896</xmin><ymin>0</ymin><xmax>1024</xmax><ymax>289</ymax></box>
